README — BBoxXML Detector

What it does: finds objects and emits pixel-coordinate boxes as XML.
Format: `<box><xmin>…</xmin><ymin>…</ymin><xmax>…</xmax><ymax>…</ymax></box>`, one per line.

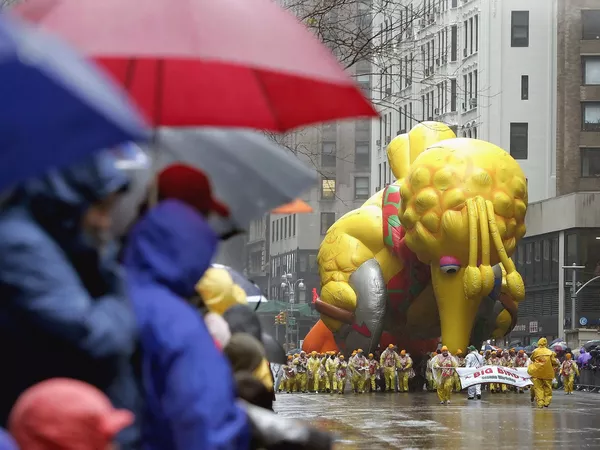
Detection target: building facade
<box><xmin>507</xmin><ymin>2</ymin><xmax>600</xmax><ymax>347</ymax></box>
<box><xmin>370</xmin><ymin>0</ymin><xmax>557</xmax><ymax>202</ymax></box>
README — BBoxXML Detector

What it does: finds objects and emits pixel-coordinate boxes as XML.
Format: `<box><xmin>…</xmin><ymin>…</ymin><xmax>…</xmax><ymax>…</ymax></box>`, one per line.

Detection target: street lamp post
<box><xmin>563</xmin><ymin>263</ymin><xmax>586</xmax><ymax>331</ymax></box>
<box><xmin>281</xmin><ymin>273</ymin><xmax>305</xmax><ymax>350</ymax></box>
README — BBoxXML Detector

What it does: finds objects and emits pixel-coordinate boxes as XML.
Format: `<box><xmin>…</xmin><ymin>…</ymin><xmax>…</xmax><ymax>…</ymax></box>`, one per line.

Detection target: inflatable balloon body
<box><xmin>304</xmin><ymin>122</ymin><xmax>527</xmax><ymax>357</ymax></box>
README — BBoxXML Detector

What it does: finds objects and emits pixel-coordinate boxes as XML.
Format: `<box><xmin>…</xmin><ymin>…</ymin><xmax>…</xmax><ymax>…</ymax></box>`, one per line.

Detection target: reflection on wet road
<box><xmin>274</xmin><ymin>391</ymin><xmax>600</xmax><ymax>449</ymax></box>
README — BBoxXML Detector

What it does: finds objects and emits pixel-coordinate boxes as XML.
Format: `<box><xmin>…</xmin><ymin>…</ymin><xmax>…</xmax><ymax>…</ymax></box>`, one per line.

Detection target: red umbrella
<box><xmin>14</xmin><ymin>0</ymin><xmax>377</xmax><ymax>131</ymax></box>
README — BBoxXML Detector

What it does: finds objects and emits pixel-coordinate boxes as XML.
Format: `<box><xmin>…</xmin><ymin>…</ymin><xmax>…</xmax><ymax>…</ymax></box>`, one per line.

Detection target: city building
<box><xmin>507</xmin><ymin>1</ymin><xmax>600</xmax><ymax>349</ymax></box>
<box><xmin>370</xmin><ymin>0</ymin><xmax>557</xmax><ymax>202</ymax></box>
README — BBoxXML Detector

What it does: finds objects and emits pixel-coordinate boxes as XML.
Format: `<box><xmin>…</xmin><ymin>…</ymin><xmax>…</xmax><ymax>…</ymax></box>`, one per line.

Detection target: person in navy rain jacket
<box><xmin>123</xmin><ymin>199</ymin><xmax>250</xmax><ymax>450</ymax></box>
<box><xmin>0</xmin><ymin>152</ymin><xmax>141</xmax><ymax>448</ymax></box>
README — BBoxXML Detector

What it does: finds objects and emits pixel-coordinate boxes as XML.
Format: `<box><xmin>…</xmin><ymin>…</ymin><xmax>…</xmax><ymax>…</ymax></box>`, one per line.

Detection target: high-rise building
<box><xmin>370</xmin><ymin>0</ymin><xmax>557</xmax><ymax>203</ymax></box>
<box><xmin>511</xmin><ymin>0</ymin><xmax>600</xmax><ymax>349</ymax></box>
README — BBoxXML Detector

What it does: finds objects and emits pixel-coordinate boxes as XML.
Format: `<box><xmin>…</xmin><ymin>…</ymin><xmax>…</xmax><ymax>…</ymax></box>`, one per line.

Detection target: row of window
<box><xmin>270</xmin><ymin>251</ymin><xmax>319</xmax><ymax>280</ymax></box>
<box><xmin>320</xmin><ymin>141</ymin><xmax>370</xmax><ymax>167</ymax></box>
<box><xmin>510</xmin><ymin>10</ymin><xmax>600</xmax><ymax>49</ymax></box>
<box><xmin>513</xmin><ymin>236</ymin><xmax>560</xmax><ymax>286</ymax></box>
<box><xmin>318</xmin><ymin>177</ymin><xmax>370</xmax><ymax>201</ymax></box>
<box><xmin>271</xmin><ymin>214</ymin><xmax>297</xmax><ymax>242</ymax></box>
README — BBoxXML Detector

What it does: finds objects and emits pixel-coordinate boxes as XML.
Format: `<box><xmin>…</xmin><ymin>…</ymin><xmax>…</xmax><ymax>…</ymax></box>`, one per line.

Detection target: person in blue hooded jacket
<box><xmin>123</xmin><ymin>199</ymin><xmax>250</xmax><ymax>450</ymax></box>
<box><xmin>0</xmin><ymin>152</ymin><xmax>141</xmax><ymax>448</ymax></box>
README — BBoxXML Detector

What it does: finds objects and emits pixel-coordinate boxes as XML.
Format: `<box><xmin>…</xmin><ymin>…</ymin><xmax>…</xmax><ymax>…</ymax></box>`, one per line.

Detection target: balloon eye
<box><xmin>440</xmin><ymin>264</ymin><xmax>460</xmax><ymax>274</ymax></box>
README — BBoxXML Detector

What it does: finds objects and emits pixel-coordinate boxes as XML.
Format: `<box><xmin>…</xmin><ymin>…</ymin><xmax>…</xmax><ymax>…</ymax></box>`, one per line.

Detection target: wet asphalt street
<box><xmin>274</xmin><ymin>389</ymin><xmax>600</xmax><ymax>449</ymax></box>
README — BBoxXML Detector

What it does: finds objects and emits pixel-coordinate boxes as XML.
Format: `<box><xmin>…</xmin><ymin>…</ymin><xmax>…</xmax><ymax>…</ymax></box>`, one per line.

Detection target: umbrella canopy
<box><xmin>152</xmin><ymin>128</ymin><xmax>317</xmax><ymax>232</ymax></box>
<box><xmin>0</xmin><ymin>14</ymin><xmax>148</xmax><ymax>191</ymax></box>
<box><xmin>271</xmin><ymin>199</ymin><xmax>313</xmax><ymax>214</ymax></box>
<box><xmin>14</xmin><ymin>0</ymin><xmax>377</xmax><ymax>131</ymax></box>
<box><xmin>482</xmin><ymin>344</ymin><xmax>500</xmax><ymax>351</ymax></box>
<box><xmin>210</xmin><ymin>264</ymin><xmax>267</xmax><ymax>304</ymax></box>
<box><xmin>550</xmin><ymin>342</ymin><xmax>567</xmax><ymax>352</ymax></box>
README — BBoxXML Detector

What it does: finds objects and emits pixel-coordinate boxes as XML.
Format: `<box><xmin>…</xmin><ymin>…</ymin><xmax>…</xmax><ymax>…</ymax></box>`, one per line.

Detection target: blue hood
<box><xmin>124</xmin><ymin>200</ymin><xmax>218</xmax><ymax>299</ymax></box>
<box><xmin>14</xmin><ymin>151</ymin><xmax>129</xmax><ymax>246</ymax></box>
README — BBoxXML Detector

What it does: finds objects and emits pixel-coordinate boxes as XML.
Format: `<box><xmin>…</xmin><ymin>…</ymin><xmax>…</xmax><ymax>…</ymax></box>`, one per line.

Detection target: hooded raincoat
<box><xmin>0</xmin><ymin>153</ymin><xmax>140</xmax><ymax>446</ymax></box>
<box><xmin>123</xmin><ymin>200</ymin><xmax>249</xmax><ymax>450</ymax></box>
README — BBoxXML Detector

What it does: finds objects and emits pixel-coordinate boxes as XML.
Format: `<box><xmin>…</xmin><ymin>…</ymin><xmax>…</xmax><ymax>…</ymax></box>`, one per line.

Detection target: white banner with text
<box><xmin>456</xmin><ymin>366</ymin><xmax>533</xmax><ymax>388</ymax></box>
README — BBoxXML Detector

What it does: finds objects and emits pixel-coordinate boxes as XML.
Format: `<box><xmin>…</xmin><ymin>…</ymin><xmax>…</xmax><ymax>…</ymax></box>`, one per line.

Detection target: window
<box><xmin>451</xmin><ymin>25</ymin><xmax>457</xmax><ymax>62</ymax></box>
<box><xmin>533</xmin><ymin>240</ymin><xmax>541</xmax><ymax>284</ymax></box>
<box><xmin>451</xmin><ymin>0</ymin><xmax>457</xmax><ymax>7</ymax></box>
<box><xmin>551</xmin><ymin>237</ymin><xmax>559</xmax><ymax>282</ymax></box>
<box><xmin>356</xmin><ymin>73</ymin><xmax>370</xmax><ymax>95</ymax></box>
<box><xmin>451</xmin><ymin>79</ymin><xmax>457</xmax><ymax>111</ymax></box>
<box><xmin>284</xmin><ymin>216</ymin><xmax>288</xmax><ymax>239</ymax></box>
<box><xmin>356</xmin><ymin>119</ymin><xmax>370</xmax><ymax>131</ymax></box>
<box><xmin>272</xmin><ymin>221</ymin><xmax>275</xmax><ymax>242</ymax></box>
<box><xmin>355</xmin><ymin>142</ymin><xmax>369</xmax><ymax>166</ymax></box>
<box><xmin>473</xmin><ymin>127</ymin><xmax>478</xmax><ymax>139</ymax></box>
<box><xmin>525</xmin><ymin>242</ymin><xmax>533</xmax><ymax>285</ymax></box>
<box><xmin>511</xmin><ymin>11</ymin><xmax>529</xmax><ymax>47</ymax></box>
<box><xmin>383</xmin><ymin>161</ymin><xmax>387</xmax><ymax>185</ymax></box>
<box><xmin>321</xmin><ymin>178</ymin><xmax>336</xmax><ymax>199</ymax></box>
<box><xmin>463</xmin><ymin>20</ymin><xmax>468</xmax><ymax>54</ymax></box>
<box><xmin>321</xmin><ymin>141</ymin><xmax>336</xmax><ymax>166</ymax></box>
<box><xmin>320</xmin><ymin>212</ymin><xmax>336</xmax><ymax>235</ymax></box>
<box><xmin>463</xmin><ymin>74</ymin><xmax>467</xmax><ymax>109</ymax></box>
<box><xmin>582</xmin><ymin>102</ymin><xmax>600</xmax><ymax>131</ymax></box>
<box><xmin>475</xmin><ymin>15</ymin><xmax>479</xmax><ymax>52</ymax></box>
<box><xmin>542</xmin><ymin>239</ymin><xmax>550</xmax><ymax>284</ymax></box>
<box><xmin>509</xmin><ymin>123</ymin><xmax>528</xmax><ymax>159</ymax></box>
<box><xmin>582</xmin><ymin>10</ymin><xmax>600</xmax><ymax>40</ymax></box>
<box><xmin>288</xmin><ymin>214</ymin><xmax>292</xmax><ymax>236</ymax></box>
<box><xmin>355</xmin><ymin>177</ymin><xmax>370</xmax><ymax>199</ymax></box>
<box><xmin>469</xmin><ymin>17</ymin><xmax>473</xmax><ymax>54</ymax></box>
<box><xmin>293</xmin><ymin>214</ymin><xmax>296</xmax><ymax>236</ymax></box>
<box><xmin>583</xmin><ymin>56</ymin><xmax>600</xmax><ymax>85</ymax></box>
<box><xmin>581</xmin><ymin>148</ymin><xmax>600</xmax><ymax>177</ymax></box>
<box><xmin>521</xmin><ymin>75</ymin><xmax>529</xmax><ymax>100</ymax></box>
<box><xmin>279</xmin><ymin>219</ymin><xmax>283</xmax><ymax>240</ymax></box>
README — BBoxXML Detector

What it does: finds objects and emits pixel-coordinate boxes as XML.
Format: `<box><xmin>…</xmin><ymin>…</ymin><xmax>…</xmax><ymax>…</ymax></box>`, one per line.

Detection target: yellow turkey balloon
<box><xmin>302</xmin><ymin>122</ymin><xmax>528</xmax><ymax>359</ymax></box>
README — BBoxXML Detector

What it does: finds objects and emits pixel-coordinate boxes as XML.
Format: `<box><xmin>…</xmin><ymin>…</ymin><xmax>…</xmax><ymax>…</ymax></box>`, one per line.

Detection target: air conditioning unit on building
<box><xmin>434</xmin><ymin>108</ymin><xmax>440</xmax><ymax>115</ymax></box>
<box><xmin>462</xmin><ymin>102</ymin><xmax>467</xmax><ymax>112</ymax></box>
<box><xmin>425</xmin><ymin>68</ymin><xmax>430</xmax><ymax>77</ymax></box>
<box><xmin>376</xmin><ymin>139</ymin><xmax>381</xmax><ymax>146</ymax></box>
<box><xmin>385</xmin><ymin>136</ymin><xmax>391</xmax><ymax>144</ymax></box>
<box><xmin>469</xmin><ymin>97</ymin><xmax>478</xmax><ymax>107</ymax></box>
<box><xmin>463</xmin><ymin>48</ymin><xmax>468</xmax><ymax>57</ymax></box>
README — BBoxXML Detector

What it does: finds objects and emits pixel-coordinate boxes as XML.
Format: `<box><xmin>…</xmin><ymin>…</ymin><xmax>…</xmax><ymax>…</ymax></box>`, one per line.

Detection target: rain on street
<box><xmin>274</xmin><ymin>391</ymin><xmax>600</xmax><ymax>449</ymax></box>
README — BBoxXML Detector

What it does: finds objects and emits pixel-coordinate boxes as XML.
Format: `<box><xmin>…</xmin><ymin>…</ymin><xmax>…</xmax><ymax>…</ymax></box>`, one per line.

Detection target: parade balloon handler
<box><xmin>433</xmin><ymin>346</ymin><xmax>458</xmax><ymax>405</ymax></box>
<box><xmin>560</xmin><ymin>353</ymin><xmax>580</xmax><ymax>395</ymax></box>
<box><xmin>527</xmin><ymin>338</ymin><xmax>560</xmax><ymax>408</ymax></box>
<box><xmin>464</xmin><ymin>346</ymin><xmax>485</xmax><ymax>400</ymax></box>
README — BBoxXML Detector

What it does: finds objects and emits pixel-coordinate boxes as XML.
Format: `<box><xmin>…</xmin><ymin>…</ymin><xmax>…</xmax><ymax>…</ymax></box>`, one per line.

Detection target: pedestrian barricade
<box><xmin>575</xmin><ymin>367</ymin><xmax>600</xmax><ymax>393</ymax></box>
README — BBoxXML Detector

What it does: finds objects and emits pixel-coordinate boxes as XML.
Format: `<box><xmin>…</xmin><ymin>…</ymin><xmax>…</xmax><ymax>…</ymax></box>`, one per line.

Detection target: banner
<box><xmin>456</xmin><ymin>366</ymin><xmax>533</xmax><ymax>388</ymax></box>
